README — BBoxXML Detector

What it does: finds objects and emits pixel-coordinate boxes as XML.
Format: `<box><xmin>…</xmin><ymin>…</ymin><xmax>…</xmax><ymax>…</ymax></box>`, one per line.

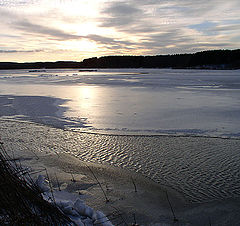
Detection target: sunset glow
<box><xmin>0</xmin><ymin>0</ymin><xmax>240</xmax><ymax>62</ymax></box>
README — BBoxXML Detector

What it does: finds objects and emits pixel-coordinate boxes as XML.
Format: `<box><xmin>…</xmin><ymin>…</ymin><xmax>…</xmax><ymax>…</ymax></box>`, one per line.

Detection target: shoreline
<box><xmin>1</xmin><ymin>117</ymin><xmax>240</xmax><ymax>141</ymax></box>
<box><xmin>1</xmin><ymin>119</ymin><xmax>240</xmax><ymax>225</ymax></box>
<box><xmin>38</xmin><ymin>152</ymin><xmax>186</xmax><ymax>224</ymax></box>
<box><xmin>0</xmin><ymin>123</ymin><xmax>185</xmax><ymax>224</ymax></box>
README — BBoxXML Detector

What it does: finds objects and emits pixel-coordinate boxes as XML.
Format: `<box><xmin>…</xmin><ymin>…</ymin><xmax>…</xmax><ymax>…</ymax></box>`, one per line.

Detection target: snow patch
<box><xmin>36</xmin><ymin>175</ymin><xmax>113</xmax><ymax>226</ymax></box>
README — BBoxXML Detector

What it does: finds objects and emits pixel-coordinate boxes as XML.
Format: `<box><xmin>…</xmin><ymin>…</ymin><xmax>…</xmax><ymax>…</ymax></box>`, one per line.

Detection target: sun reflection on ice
<box><xmin>80</xmin><ymin>86</ymin><xmax>92</xmax><ymax>99</ymax></box>
<box><xmin>77</xmin><ymin>86</ymin><xmax>93</xmax><ymax>110</ymax></box>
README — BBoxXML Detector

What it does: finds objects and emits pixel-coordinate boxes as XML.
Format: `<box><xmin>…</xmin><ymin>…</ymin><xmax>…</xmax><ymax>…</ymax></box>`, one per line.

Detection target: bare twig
<box><xmin>133</xmin><ymin>213</ymin><xmax>137</xmax><ymax>225</ymax></box>
<box><xmin>131</xmin><ymin>177</ymin><xmax>137</xmax><ymax>193</ymax></box>
<box><xmin>55</xmin><ymin>173</ymin><xmax>61</xmax><ymax>191</ymax></box>
<box><xmin>166</xmin><ymin>191</ymin><xmax>178</xmax><ymax>222</ymax></box>
<box><xmin>85</xmin><ymin>164</ymin><xmax>109</xmax><ymax>203</ymax></box>
<box><xmin>70</xmin><ymin>172</ymin><xmax>76</xmax><ymax>182</ymax></box>
<box><xmin>110</xmin><ymin>206</ymin><xmax>128</xmax><ymax>226</ymax></box>
<box><xmin>45</xmin><ymin>168</ymin><xmax>56</xmax><ymax>205</ymax></box>
<box><xmin>208</xmin><ymin>216</ymin><xmax>212</xmax><ymax>226</ymax></box>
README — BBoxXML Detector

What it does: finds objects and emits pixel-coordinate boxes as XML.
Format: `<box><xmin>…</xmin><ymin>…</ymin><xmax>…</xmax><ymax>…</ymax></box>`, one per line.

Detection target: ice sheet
<box><xmin>0</xmin><ymin>68</ymin><xmax>240</xmax><ymax>137</ymax></box>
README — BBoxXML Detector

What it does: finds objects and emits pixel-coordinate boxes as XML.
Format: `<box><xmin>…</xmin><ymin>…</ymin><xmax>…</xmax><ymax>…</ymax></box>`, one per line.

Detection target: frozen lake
<box><xmin>0</xmin><ymin>68</ymin><xmax>240</xmax><ymax>137</ymax></box>
<box><xmin>1</xmin><ymin>68</ymin><xmax>240</xmax><ymax>222</ymax></box>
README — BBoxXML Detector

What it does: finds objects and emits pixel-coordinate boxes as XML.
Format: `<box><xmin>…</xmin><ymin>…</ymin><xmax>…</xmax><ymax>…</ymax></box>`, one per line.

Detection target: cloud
<box><xmin>0</xmin><ymin>49</ymin><xmax>43</xmax><ymax>53</ymax></box>
<box><xmin>103</xmin><ymin>1</ymin><xmax>141</xmax><ymax>15</ymax></box>
<box><xmin>0</xmin><ymin>7</ymin><xmax>137</xmax><ymax>51</ymax></box>
<box><xmin>1</xmin><ymin>19</ymin><xmax>134</xmax><ymax>56</ymax></box>
<box><xmin>100</xmin><ymin>0</ymin><xmax>240</xmax><ymax>31</ymax></box>
<box><xmin>12</xmin><ymin>19</ymin><xmax>135</xmax><ymax>49</ymax></box>
<box><xmin>0</xmin><ymin>9</ymin><xmax>79</xmax><ymax>40</ymax></box>
<box><xmin>101</xmin><ymin>1</ymin><xmax>143</xmax><ymax>27</ymax></box>
<box><xmin>0</xmin><ymin>0</ymin><xmax>240</xmax><ymax>62</ymax></box>
<box><xmin>189</xmin><ymin>21</ymin><xmax>219</xmax><ymax>36</ymax></box>
<box><xmin>13</xmin><ymin>20</ymin><xmax>80</xmax><ymax>40</ymax></box>
<box><xmin>211</xmin><ymin>24</ymin><xmax>240</xmax><ymax>32</ymax></box>
<box><xmin>86</xmin><ymin>34</ymin><xmax>134</xmax><ymax>46</ymax></box>
<box><xmin>0</xmin><ymin>0</ymin><xmax>33</xmax><ymax>7</ymax></box>
<box><xmin>98</xmin><ymin>0</ymin><xmax>240</xmax><ymax>55</ymax></box>
<box><xmin>0</xmin><ymin>34</ymin><xmax>21</xmax><ymax>38</ymax></box>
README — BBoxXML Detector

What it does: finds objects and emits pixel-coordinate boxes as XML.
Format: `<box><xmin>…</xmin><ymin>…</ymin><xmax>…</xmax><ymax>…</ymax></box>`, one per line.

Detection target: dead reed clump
<box><xmin>0</xmin><ymin>142</ymin><xmax>72</xmax><ymax>225</ymax></box>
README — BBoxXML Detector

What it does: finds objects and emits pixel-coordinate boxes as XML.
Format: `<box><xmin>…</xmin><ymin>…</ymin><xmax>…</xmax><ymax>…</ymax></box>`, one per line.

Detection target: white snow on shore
<box><xmin>36</xmin><ymin>175</ymin><xmax>113</xmax><ymax>226</ymax></box>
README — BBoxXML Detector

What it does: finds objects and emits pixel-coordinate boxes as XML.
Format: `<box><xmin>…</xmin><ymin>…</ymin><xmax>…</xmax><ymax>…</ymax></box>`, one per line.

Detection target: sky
<box><xmin>0</xmin><ymin>0</ymin><xmax>240</xmax><ymax>62</ymax></box>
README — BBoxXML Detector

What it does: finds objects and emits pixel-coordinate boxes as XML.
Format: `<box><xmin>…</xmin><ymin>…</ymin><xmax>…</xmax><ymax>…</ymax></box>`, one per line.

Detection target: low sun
<box><xmin>60</xmin><ymin>39</ymin><xmax>98</xmax><ymax>52</ymax></box>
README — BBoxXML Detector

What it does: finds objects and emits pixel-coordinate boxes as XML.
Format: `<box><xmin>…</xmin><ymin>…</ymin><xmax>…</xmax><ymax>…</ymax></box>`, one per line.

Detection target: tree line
<box><xmin>0</xmin><ymin>49</ymin><xmax>239</xmax><ymax>70</ymax></box>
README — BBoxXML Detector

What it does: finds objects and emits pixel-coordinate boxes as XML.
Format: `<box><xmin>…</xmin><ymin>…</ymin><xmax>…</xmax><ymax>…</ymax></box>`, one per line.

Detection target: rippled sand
<box><xmin>1</xmin><ymin>119</ymin><xmax>240</xmax><ymax>225</ymax></box>
<box><xmin>1</xmin><ymin>119</ymin><xmax>240</xmax><ymax>204</ymax></box>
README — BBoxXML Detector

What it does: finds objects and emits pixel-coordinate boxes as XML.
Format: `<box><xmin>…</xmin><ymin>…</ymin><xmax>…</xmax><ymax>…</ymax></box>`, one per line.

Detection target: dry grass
<box><xmin>0</xmin><ymin>142</ymin><xmax>72</xmax><ymax>225</ymax></box>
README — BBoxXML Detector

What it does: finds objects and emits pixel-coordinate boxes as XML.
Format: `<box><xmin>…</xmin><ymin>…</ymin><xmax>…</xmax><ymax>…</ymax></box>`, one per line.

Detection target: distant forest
<box><xmin>0</xmin><ymin>49</ymin><xmax>240</xmax><ymax>70</ymax></box>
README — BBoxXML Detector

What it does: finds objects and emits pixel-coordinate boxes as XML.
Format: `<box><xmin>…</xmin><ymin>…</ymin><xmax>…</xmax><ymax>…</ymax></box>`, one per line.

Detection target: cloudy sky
<box><xmin>0</xmin><ymin>0</ymin><xmax>240</xmax><ymax>62</ymax></box>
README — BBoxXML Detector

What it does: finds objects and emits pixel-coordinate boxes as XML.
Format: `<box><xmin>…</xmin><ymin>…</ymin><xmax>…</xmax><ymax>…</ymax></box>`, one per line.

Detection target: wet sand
<box><xmin>1</xmin><ymin>119</ymin><xmax>240</xmax><ymax>225</ymax></box>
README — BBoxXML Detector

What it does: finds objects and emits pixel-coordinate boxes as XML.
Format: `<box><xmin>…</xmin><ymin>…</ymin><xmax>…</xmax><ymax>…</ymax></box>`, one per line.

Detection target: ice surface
<box><xmin>0</xmin><ymin>68</ymin><xmax>240</xmax><ymax>137</ymax></box>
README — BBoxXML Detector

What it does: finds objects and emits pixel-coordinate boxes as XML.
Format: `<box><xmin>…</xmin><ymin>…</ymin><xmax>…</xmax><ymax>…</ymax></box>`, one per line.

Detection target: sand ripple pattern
<box><xmin>1</xmin><ymin>120</ymin><xmax>240</xmax><ymax>203</ymax></box>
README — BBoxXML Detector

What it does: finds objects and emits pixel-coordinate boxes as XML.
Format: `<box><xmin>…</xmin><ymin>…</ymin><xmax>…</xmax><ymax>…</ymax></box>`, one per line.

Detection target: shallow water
<box><xmin>1</xmin><ymin>120</ymin><xmax>240</xmax><ymax>203</ymax></box>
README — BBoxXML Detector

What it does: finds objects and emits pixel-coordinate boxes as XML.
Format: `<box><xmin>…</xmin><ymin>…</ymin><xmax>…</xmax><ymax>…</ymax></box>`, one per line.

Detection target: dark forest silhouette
<box><xmin>0</xmin><ymin>49</ymin><xmax>239</xmax><ymax>70</ymax></box>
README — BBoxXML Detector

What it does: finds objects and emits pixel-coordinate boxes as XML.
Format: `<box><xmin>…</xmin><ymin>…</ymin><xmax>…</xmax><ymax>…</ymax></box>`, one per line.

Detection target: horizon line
<box><xmin>0</xmin><ymin>48</ymin><xmax>239</xmax><ymax>64</ymax></box>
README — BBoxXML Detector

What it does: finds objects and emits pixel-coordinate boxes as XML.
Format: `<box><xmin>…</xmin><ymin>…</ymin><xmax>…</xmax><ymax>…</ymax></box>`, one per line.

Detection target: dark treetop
<box><xmin>0</xmin><ymin>49</ymin><xmax>240</xmax><ymax>70</ymax></box>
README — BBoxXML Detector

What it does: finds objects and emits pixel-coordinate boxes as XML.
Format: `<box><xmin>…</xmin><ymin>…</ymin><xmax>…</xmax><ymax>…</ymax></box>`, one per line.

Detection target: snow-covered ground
<box><xmin>36</xmin><ymin>175</ymin><xmax>113</xmax><ymax>226</ymax></box>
